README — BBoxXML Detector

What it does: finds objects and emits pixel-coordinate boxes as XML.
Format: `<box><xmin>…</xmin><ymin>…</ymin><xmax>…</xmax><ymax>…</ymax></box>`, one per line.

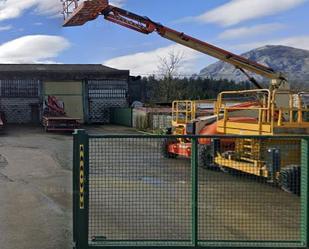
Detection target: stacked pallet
<box><xmin>42</xmin><ymin>116</ymin><xmax>80</xmax><ymax>132</ymax></box>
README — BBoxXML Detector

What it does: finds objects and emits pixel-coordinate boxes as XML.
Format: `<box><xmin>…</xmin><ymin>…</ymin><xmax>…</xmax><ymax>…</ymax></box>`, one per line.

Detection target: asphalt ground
<box><xmin>88</xmin><ymin>138</ymin><xmax>300</xmax><ymax>242</ymax></box>
<box><xmin>0</xmin><ymin>125</ymin><xmax>301</xmax><ymax>249</ymax></box>
<box><xmin>0</xmin><ymin>125</ymin><xmax>136</xmax><ymax>249</ymax></box>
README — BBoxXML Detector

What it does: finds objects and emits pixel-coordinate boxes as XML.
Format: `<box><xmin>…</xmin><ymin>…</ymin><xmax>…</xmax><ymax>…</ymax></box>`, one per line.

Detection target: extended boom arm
<box><xmin>62</xmin><ymin>0</ymin><xmax>287</xmax><ymax>89</ymax></box>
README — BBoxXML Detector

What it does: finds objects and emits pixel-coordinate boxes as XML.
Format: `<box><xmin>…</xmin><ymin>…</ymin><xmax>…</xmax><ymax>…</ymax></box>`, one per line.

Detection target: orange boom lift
<box><xmin>62</xmin><ymin>0</ymin><xmax>309</xmax><ymax>194</ymax></box>
<box><xmin>62</xmin><ymin>0</ymin><xmax>285</xmax><ymax>89</ymax></box>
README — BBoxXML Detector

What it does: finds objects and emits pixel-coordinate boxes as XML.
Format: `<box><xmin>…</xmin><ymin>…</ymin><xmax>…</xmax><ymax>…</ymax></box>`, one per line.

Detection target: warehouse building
<box><xmin>0</xmin><ymin>64</ymin><xmax>129</xmax><ymax>124</ymax></box>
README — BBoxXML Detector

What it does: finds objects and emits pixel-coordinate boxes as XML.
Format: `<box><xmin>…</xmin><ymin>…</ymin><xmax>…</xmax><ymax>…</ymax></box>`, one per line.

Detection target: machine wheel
<box><xmin>161</xmin><ymin>138</ymin><xmax>178</xmax><ymax>159</ymax></box>
<box><xmin>198</xmin><ymin>144</ymin><xmax>216</xmax><ymax>169</ymax></box>
<box><xmin>217</xmin><ymin>151</ymin><xmax>238</xmax><ymax>174</ymax></box>
<box><xmin>279</xmin><ymin>165</ymin><xmax>300</xmax><ymax>195</ymax></box>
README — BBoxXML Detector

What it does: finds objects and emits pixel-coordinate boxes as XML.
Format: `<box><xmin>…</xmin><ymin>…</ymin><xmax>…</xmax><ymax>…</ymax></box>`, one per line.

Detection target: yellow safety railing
<box><xmin>216</xmin><ymin>89</ymin><xmax>309</xmax><ymax>134</ymax></box>
<box><xmin>172</xmin><ymin>100</ymin><xmax>196</xmax><ymax>125</ymax></box>
<box><xmin>271</xmin><ymin>91</ymin><xmax>309</xmax><ymax>128</ymax></box>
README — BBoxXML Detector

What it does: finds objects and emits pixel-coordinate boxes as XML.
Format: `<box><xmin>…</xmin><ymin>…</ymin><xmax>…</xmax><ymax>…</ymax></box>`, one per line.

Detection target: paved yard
<box><xmin>0</xmin><ymin>125</ymin><xmax>301</xmax><ymax>249</ymax></box>
<box><xmin>0</xmin><ymin>125</ymin><xmax>137</xmax><ymax>249</ymax></box>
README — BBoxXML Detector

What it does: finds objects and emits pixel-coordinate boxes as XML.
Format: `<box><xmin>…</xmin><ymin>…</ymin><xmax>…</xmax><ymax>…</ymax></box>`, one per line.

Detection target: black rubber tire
<box><xmin>216</xmin><ymin>151</ymin><xmax>235</xmax><ymax>173</ymax></box>
<box><xmin>161</xmin><ymin>138</ymin><xmax>178</xmax><ymax>159</ymax></box>
<box><xmin>198</xmin><ymin>144</ymin><xmax>217</xmax><ymax>169</ymax></box>
<box><xmin>279</xmin><ymin>165</ymin><xmax>300</xmax><ymax>195</ymax></box>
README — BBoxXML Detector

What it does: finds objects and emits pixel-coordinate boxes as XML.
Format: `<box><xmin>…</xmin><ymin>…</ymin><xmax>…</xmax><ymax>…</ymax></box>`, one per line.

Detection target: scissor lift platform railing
<box><xmin>63</xmin><ymin>0</ymin><xmax>108</xmax><ymax>27</ymax></box>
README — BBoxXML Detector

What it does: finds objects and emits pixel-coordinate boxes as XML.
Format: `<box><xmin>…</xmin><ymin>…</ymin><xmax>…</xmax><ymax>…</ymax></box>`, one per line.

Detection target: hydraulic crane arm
<box><xmin>62</xmin><ymin>0</ymin><xmax>287</xmax><ymax>89</ymax></box>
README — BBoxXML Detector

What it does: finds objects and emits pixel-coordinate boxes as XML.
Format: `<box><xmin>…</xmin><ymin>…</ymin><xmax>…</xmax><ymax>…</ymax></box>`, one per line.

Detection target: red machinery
<box><xmin>42</xmin><ymin>95</ymin><xmax>80</xmax><ymax>132</ymax></box>
<box><xmin>45</xmin><ymin>96</ymin><xmax>66</xmax><ymax>116</ymax></box>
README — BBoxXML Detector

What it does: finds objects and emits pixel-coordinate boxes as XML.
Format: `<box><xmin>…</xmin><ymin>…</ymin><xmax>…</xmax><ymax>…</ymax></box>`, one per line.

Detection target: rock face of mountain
<box><xmin>199</xmin><ymin>45</ymin><xmax>309</xmax><ymax>85</ymax></box>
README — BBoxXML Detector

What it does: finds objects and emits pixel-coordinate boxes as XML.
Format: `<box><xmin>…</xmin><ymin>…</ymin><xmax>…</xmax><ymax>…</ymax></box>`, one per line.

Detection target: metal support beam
<box><xmin>191</xmin><ymin>138</ymin><xmax>198</xmax><ymax>246</ymax></box>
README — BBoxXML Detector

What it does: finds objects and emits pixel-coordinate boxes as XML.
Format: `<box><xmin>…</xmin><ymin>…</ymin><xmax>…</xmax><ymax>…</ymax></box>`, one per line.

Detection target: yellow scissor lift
<box><xmin>169</xmin><ymin>90</ymin><xmax>309</xmax><ymax>194</ymax></box>
<box><xmin>213</xmin><ymin>89</ymin><xmax>309</xmax><ymax>194</ymax></box>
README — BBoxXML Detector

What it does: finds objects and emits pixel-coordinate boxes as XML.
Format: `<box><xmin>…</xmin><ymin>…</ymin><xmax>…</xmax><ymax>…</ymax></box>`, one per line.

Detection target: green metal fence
<box><xmin>73</xmin><ymin>130</ymin><xmax>309</xmax><ymax>249</ymax></box>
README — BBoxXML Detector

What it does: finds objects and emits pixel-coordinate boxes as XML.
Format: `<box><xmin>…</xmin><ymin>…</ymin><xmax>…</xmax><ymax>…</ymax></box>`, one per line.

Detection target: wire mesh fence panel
<box><xmin>88</xmin><ymin>137</ymin><xmax>192</xmax><ymax>244</ymax></box>
<box><xmin>74</xmin><ymin>133</ymin><xmax>307</xmax><ymax>248</ymax></box>
<box><xmin>198</xmin><ymin>137</ymin><xmax>301</xmax><ymax>242</ymax></box>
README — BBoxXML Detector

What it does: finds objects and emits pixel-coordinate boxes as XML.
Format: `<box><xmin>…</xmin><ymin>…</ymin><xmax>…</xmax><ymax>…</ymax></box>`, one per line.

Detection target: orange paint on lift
<box><xmin>63</xmin><ymin>0</ymin><xmax>109</xmax><ymax>27</ymax></box>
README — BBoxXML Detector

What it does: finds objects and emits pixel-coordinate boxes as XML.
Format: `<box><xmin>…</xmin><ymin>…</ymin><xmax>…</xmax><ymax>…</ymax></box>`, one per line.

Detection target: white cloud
<box><xmin>34</xmin><ymin>0</ymin><xmax>62</xmax><ymax>15</ymax></box>
<box><xmin>104</xmin><ymin>44</ymin><xmax>202</xmax><ymax>75</ymax></box>
<box><xmin>235</xmin><ymin>35</ymin><xmax>309</xmax><ymax>51</ymax></box>
<box><xmin>0</xmin><ymin>35</ymin><xmax>70</xmax><ymax>63</ymax></box>
<box><xmin>104</xmin><ymin>35</ymin><xmax>309</xmax><ymax>75</ymax></box>
<box><xmin>219</xmin><ymin>23</ymin><xmax>284</xmax><ymax>40</ymax></box>
<box><xmin>0</xmin><ymin>0</ymin><xmax>61</xmax><ymax>21</ymax></box>
<box><xmin>198</xmin><ymin>0</ymin><xmax>307</xmax><ymax>26</ymax></box>
<box><xmin>110</xmin><ymin>0</ymin><xmax>126</xmax><ymax>7</ymax></box>
<box><xmin>0</xmin><ymin>24</ymin><xmax>12</xmax><ymax>31</ymax></box>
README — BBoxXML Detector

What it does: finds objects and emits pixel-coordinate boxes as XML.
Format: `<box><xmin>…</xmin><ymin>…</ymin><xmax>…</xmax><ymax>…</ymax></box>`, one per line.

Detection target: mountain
<box><xmin>199</xmin><ymin>45</ymin><xmax>309</xmax><ymax>85</ymax></box>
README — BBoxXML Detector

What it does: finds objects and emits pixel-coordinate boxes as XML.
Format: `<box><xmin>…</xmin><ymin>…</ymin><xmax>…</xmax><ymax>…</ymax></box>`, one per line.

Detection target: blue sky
<box><xmin>0</xmin><ymin>0</ymin><xmax>308</xmax><ymax>76</ymax></box>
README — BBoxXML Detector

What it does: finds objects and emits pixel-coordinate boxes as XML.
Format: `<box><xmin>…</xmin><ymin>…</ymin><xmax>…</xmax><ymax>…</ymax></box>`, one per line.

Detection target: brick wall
<box><xmin>0</xmin><ymin>98</ymin><xmax>40</xmax><ymax>123</ymax></box>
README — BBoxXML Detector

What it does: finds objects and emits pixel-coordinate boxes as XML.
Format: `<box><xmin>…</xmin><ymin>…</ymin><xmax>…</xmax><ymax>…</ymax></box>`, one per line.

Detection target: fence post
<box><xmin>301</xmin><ymin>138</ymin><xmax>309</xmax><ymax>247</ymax></box>
<box><xmin>191</xmin><ymin>137</ymin><xmax>198</xmax><ymax>247</ymax></box>
<box><xmin>73</xmin><ymin>129</ymin><xmax>89</xmax><ymax>249</ymax></box>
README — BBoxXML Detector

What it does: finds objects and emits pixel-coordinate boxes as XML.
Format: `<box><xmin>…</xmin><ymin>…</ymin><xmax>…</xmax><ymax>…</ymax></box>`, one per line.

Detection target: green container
<box><xmin>110</xmin><ymin>107</ymin><xmax>132</xmax><ymax>127</ymax></box>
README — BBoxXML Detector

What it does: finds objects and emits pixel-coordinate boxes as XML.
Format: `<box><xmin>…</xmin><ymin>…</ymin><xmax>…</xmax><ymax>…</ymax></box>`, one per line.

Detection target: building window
<box><xmin>0</xmin><ymin>80</ymin><xmax>39</xmax><ymax>97</ymax></box>
<box><xmin>88</xmin><ymin>80</ymin><xmax>128</xmax><ymax>99</ymax></box>
<box><xmin>88</xmin><ymin>89</ymin><xmax>127</xmax><ymax>98</ymax></box>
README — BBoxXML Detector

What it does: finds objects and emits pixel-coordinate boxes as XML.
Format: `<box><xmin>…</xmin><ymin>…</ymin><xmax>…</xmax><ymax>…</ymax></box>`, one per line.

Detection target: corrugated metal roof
<box><xmin>0</xmin><ymin>64</ymin><xmax>129</xmax><ymax>80</ymax></box>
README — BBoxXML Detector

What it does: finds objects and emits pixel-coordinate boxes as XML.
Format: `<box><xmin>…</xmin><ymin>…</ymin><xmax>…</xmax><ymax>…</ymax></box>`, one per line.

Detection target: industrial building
<box><xmin>0</xmin><ymin>64</ymin><xmax>129</xmax><ymax>124</ymax></box>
